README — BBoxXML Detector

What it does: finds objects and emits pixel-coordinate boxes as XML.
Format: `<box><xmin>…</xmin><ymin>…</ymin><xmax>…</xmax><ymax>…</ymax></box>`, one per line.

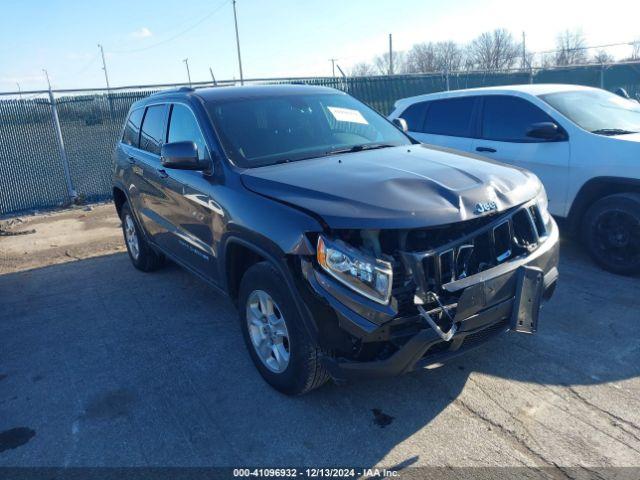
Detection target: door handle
<box><xmin>127</xmin><ymin>156</ymin><xmax>136</xmax><ymax>164</ymax></box>
<box><xmin>156</xmin><ymin>168</ymin><xmax>169</xmax><ymax>179</ymax></box>
<box><xmin>476</xmin><ymin>146</ymin><xmax>497</xmax><ymax>153</ymax></box>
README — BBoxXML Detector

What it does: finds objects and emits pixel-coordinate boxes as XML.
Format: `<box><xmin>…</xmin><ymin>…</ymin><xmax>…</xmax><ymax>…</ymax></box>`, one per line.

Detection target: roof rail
<box><xmin>149</xmin><ymin>86</ymin><xmax>194</xmax><ymax>97</ymax></box>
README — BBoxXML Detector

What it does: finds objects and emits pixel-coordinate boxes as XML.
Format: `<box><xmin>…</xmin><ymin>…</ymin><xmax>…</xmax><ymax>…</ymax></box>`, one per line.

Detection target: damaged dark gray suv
<box><xmin>112</xmin><ymin>85</ymin><xmax>559</xmax><ymax>395</ymax></box>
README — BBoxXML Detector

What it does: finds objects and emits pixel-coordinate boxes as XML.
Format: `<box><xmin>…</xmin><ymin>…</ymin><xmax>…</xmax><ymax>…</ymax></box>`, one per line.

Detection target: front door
<box><xmin>471</xmin><ymin>95</ymin><xmax>570</xmax><ymax>216</ymax></box>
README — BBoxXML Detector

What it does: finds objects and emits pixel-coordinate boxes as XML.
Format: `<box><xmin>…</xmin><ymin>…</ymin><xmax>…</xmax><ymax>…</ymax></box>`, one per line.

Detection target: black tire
<box><xmin>238</xmin><ymin>261</ymin><xmax>330</xmax><ymax>395</ymax></box>
<box><xmin>120</xmin><ymin>202</ymin><xmax>164</xmax><ymax>272</ymax></box>
<box><xmin>583</xmin><ymin>193</ymin><xmax>640</xmax><ymax>275</ymax></box>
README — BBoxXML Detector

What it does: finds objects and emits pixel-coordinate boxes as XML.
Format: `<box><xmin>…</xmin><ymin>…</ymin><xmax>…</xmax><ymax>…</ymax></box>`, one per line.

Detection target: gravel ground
<box><xmin>0</xmin><ymin>206</ymin><xmax>639</xmax><ymax>473</ymax></box>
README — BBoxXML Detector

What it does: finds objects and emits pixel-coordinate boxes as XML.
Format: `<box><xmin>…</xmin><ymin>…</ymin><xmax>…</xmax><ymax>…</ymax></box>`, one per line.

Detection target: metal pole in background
<box><xmin>43</xmin><ymin>70</ymin><xmax>77</xmax><ymax>202</ymax></box>
<box><xmin>209</xmin><ymin>67</ymin><xmax>218</xmax><ymax>86</ymax></box>
<box><xmin>336</xmin><ymin>64</ymin><xmax>348</xmax><ymax>92</ymax></box>
<box><xmin>183</xmin><ymin>58</ymin><xmax>192</xmax><ymax>87</ymax></box>
<box><xmin>389</xmin><ymin>33</ymin><xmax>393</xmax><ymax>75</ymax></box>
<box><xmin>16</xmin><ymin>82</ymin><xmax>22</xmax><ymax>100</ymax></box>
<box><xmin>329</xmin><ymin>58</ymin><xmax>337</xmax><ymax>78</ymax></box>
<box><xmin>232</xmin><ymin>0</ymin><xmax>244</xmax><ymax>85</ymax></box>
<box><xmin>522</xmin><ymin>32</ymin><xmax>527</xmax><ymax>69</ymax></box>
<box><xmin>97</xmin><ymin>44</ymin><xmax>111</xmax><ymax>90</ymax></box>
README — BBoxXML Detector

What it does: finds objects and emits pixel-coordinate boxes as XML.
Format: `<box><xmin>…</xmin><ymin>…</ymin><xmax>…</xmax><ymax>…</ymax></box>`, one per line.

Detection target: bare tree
<box><xmin>435</xmin><ymin>41</ymin><xmax>464</xmax><ymax>72</ymax></box>
<box><xmin>467</xmin><ymin>29</ymin><xmax>521</xmax><ymax>71</ymax></box>
<box><xmin>592</xmin><ymin>49</ymin><xmax>614</xmax><ymax>64</ymax></box>
<box><xmin>350</xmin><ymin>62</ymin><xmax>377</xmax><ymax>77</ymax></box>
<box><xmin>632</xmin><ymin>40</ymin><xmax>640</xmax><ymax>60</ymax></box>
<box><xmin>373</xmin><ymin>51</ymin><xmax>407</xmax><ymax>75</ymax></box>
<box><xmin>405</xmin><ymin>43</ymin><xmax>438</xmax><ymax>73</ymax></box>
<box><xmin>554</xmin><ymin>30</ymin><xmax>588</xmax><ymax>66</ymax></box>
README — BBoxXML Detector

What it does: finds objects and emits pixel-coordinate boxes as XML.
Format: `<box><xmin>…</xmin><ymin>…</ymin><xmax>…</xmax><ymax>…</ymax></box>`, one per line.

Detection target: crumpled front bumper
<box><xmin>307</xmin><ymin>218</ymin><xmax>560</xmax><ymax>381</ymax></box>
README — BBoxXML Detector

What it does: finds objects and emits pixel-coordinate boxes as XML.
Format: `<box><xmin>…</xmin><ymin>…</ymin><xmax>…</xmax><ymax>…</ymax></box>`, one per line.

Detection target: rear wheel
<box><xmin>583</xmin><ymin>193</ymin><xmax>640</xmax><ymax>275</ymax></box>
<box><xmin>120</xmin><ymin>202</ymin><xmax>164</xmax><ymax>272</ymax></box>
<box><xmin>238</xmin><ymin>261</ymin><xmax>330</xmax><ymax>395</ymax></box>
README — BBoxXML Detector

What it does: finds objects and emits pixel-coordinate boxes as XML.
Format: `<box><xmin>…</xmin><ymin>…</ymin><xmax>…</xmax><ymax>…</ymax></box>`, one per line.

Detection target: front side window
<box><xmin>399</xmin><ymin>101</ymin><xmax>428</xmax><ymax>132</ymax></box>
<box><xmin>482</xmin><ymin>96</ymin><xmax>555</xmax><ymax>142</ymax></box>
<box><xmin>206</xmin><ymin>92</ymin><xmax>411</xmax><ymax>168</ymax></box>
<box><xmin>167</xmin><ymin>104</ymin><xmax>209</xmax><ymax>161</ymax></box>
<box><xmin>139</xmin><ymin>105</ymin><xmax>167</xmax><ymax>155</ymax></box>
<box><xmin>540</xmin><ymin>89</ymin><xmax>640</xmax><ymax>134</ymax></box>
<box><xmin>122</xmin><ymin>108</ymin><xmax>144</xmax><ymax>147</ymax></box>
<box><xmin>423</xmin><ymin>97</ymin><xmax>475</xmax><ymax>137</ymax></box>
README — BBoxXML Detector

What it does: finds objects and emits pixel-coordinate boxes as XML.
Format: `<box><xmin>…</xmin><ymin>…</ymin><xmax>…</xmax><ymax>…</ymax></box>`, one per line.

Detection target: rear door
<box><xmin>400</xmin><ymin>96</ymin><xmax>477</xmax><ymax>153</ymax></box>
<box><xmin>471</xmin><ymin>95</ymin><xmax>570</xmax><ymax>216</ymax></box>
<box><xmin>131</xmin><ymin>104</ymin><xmax>173</xmax><ymax>244</ymax></box>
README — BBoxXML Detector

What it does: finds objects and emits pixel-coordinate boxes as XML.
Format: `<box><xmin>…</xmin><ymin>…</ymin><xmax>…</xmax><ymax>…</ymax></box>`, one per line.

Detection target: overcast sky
<box><xmin>1</xmin><ymin>0</ymin><xmax>639</xmax><ymax>91</ymax></box>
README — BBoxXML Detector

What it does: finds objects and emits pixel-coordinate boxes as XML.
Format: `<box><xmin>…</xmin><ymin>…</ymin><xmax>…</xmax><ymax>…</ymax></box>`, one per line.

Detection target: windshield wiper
<box><xmin>591</xmin><ymin>128</ymin><xmax>638</xmax><ymax>136</ymax></box>
<box><xmin>327</xmin><ymin>143</ymin><xmax>396</xmax><ymax>155</ymax></box>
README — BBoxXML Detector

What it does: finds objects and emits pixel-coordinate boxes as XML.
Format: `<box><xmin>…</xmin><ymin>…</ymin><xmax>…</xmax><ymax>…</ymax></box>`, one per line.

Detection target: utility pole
<box><xmin>521</xmin><ymin>32</ymin><xmax>527</xmax><ymax>69</ymax></box>
<box><xmin>16</xmin><ymin>82</ymin><xmax>22</xmax><ymax>99</ymax></box>
<box><xmin>97</xmin><ymin>44</ymin><xmax>111</xmax><ymax>90</ymax></box>
<box><xmin>43</xmin><ymin>69</ymin><xmax>52</xmax><ymax>90</ymax></box>
<box><xmin>183</xmin><ymin>58</ymin><xmax>192</xmax><ymax>87</ymax></box>
<box><xmin>232</xmin><ymin>0</ymin><xmax>244</xmax><ymax>85</ymax></box>
<box><xmin>389</xmin><ymin>33</ymin><xmax>393</xmax><ymax>75</ymax></box>
<box><xmin>329</xmin><ymin>58</ymin><xmax>337</xmax><ymax>77</ymax></box>
<box><xmin>209</xmin><ymin>67</ymin><xmax>217</xmax><ymax>86</ymax></box>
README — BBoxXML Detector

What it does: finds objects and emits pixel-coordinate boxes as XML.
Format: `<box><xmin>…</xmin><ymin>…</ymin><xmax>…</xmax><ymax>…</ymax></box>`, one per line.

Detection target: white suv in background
<box><xmin>389</xmin><ymin>84</ymin><xmax>640</xmax><ymax>275</ymax></box>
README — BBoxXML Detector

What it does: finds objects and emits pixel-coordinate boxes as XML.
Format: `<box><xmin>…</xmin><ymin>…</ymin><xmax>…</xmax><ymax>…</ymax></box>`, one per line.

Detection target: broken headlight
<box><xmin>317</xmin><ymin>235</ymin><xmax>393</xmax><ymax>305</ymax></box>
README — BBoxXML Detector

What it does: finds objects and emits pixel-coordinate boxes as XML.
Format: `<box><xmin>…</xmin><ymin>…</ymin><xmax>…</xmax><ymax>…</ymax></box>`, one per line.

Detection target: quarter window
<box><xmin>482</xmin><ymin>96</ymin><xmax>555</xmax><ymax>142</ymax></box>
<box><xmin>139</xmin><ymin>105</ymin><xmax>167</xmax><ymax>155</ymax></box>
<box><xmin>122</xmin><ymin>108</ymin><xmax>144</xmax><ymax>147</ymax></box>
<box><xmin>167</xmin><ymin>104</ymin><xmax>209</xmax><ymax>160</ymax></box>
<box><xmin>423</xmin><ymin>97</ymin><xmax>475</xmax><ymax>137</ymax></box>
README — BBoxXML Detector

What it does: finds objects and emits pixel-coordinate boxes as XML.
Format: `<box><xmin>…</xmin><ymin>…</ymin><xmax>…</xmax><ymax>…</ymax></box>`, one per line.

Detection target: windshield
<box><xmin>540</xmin><ymin>89</ymin><xmax>640</xmax><ymax>134</ymax></box>
<box><xmin>206</xmin><ymin>92</ymin><xmax>411</xmax><ymax>168</ymax></box>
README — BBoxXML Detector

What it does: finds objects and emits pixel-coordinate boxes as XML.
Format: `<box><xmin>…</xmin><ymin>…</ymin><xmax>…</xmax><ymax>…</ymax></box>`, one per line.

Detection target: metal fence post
<box><xmin>600</xmin><ymin>64</ymin><xmax>605</xmax><ymax>89</ymax></box>
<box><xmin>48</xmin><ymin>89</ymin><xmax>77</xmax><ymax>201</ymax></box>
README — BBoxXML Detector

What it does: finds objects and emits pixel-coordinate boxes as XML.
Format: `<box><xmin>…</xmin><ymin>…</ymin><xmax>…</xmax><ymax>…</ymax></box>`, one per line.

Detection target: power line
<box><xmin>111</xmin><ymin>0</ymin><xmax>231</xmax><ymax>54</ymax></box>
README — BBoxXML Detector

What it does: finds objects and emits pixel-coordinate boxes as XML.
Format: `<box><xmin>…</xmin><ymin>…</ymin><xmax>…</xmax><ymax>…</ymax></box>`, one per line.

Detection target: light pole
<box><xmin>329</xmin><ymin>58</ymin><xmax>337</xmax><ymax>78</ymax></box>
<box><xmin>183</xmin><ymin>58</ymin><xmax>192</xmax><ymax>86</ymax></box>
<box><xmin>97</xmin><ymin>44</ymin><xmax>111</xmax><ymax>90</ymax></box>
<box><xmin>232</xmin><ymin>0</ymin><xmax>244</xmax><ymax>85</ymax></box>
<box><xmin>42</xmin><ymin>69</ymin><xmax>52</xmax><ymax>90</ymax></box>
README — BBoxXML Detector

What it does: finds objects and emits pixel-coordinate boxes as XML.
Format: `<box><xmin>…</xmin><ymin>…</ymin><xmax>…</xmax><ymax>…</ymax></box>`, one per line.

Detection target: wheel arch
<box><xmin>567</xmin><ymin>177</ymin><xmax>640</xmax><ymax>233</ymax></box>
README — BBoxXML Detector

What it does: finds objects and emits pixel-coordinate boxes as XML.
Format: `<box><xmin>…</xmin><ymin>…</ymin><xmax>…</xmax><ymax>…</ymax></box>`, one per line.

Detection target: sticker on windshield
<box><xmin>327</xmin><ymin>106</ymin><xmax>369</xmax><ymax>125</ymax></box>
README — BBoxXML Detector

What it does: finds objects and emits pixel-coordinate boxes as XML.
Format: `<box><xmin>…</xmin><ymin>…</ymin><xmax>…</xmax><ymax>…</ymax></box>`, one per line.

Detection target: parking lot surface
<box><xmin>1</xmin><ymin>207</ymin><xmax>640</xmax><ymax>469</ymax></box>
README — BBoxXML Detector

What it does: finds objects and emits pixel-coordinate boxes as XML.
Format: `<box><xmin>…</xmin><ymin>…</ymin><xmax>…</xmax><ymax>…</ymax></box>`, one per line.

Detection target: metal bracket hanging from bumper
<box><xmin>415</xmin><ymin>292</ymin><xmax>458</xmax><ymax>342</ymax></box>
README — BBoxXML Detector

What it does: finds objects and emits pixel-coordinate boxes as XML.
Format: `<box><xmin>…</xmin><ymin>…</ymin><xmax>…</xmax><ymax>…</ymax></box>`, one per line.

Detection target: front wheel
<box><xmin>583</xmin><ymin>193</ymin><xmax>640</xmax><ymax>275</ymax></box>
<box><xmin>238</xmin><ymin>261</ymin><xmax>330</xmax><ymax>395</ymax></box>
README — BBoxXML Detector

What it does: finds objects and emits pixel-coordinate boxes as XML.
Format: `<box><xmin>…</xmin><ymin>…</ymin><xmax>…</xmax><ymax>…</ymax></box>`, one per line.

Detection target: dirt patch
<box><xmin>0</xmin><ymin>203</ymin><xmax>125</xmax><ymax>274</ymax></box>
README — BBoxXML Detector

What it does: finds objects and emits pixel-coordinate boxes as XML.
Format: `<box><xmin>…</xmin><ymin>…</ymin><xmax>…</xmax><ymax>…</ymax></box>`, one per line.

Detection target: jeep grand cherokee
<box><xmin>112</xmin><ymin>85</ymin><xmax>559</xmax><ymax>395</ymax></box>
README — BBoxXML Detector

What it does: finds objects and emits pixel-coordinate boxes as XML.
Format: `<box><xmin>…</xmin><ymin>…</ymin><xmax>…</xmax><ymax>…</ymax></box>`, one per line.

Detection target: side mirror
<box><xmin>161</xmin><ymin>141</ymin><xmax>209</xmax><ymax>170</ymax></box>
<box><xmin>392</xmin><ymin>117</ymin><xmax>409</xmax><ymax>132</ymax></box>
<box><xmin>526</xmin><ymin>122</ymin><xmax>564</xmax><ymax>141</ymax></box>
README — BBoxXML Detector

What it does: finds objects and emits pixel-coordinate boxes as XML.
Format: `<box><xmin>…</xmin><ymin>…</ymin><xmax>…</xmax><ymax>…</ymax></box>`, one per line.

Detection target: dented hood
<box><xmin>240</xmin><ymin>144</ymin><xmax>542</xmax><ymax>229</ymax></box>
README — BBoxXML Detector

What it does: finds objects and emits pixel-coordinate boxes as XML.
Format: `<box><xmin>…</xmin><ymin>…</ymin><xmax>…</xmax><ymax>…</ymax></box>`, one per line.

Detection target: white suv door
<box><xmin>471</xmin><ymin>95</ymin><xmax>571</xmax><ymax>217</ymax></box>
<box><xmin>401</xmin><ymin>97</ymin><xmax>477</xmax><ymax>153</ymax></box>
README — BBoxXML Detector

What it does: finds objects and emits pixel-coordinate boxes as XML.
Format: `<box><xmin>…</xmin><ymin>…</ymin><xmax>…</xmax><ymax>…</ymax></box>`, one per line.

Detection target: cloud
<box><xmin>131</xmin><ymin>27</ymin><xmax>153</xmax><ymax>39</ymax></box>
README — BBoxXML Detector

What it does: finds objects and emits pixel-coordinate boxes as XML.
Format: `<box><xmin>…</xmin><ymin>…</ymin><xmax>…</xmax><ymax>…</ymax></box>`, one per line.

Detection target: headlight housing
<box><xmin>317</xmin><ymin>235</ymin><xmax>393</xmax><ymax>305</ymax></box>
<box><xmin>535</xmin><ymin>185</ymin><xmax>551</xmax><ymax>226</ymax></box>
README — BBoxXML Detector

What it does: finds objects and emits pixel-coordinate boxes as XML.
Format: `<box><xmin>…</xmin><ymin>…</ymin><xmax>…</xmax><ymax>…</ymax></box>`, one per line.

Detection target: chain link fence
<box><xmin>1</xmin><ymin>62</ymin><xmax>639</xmax><ymax>216</ymax></box>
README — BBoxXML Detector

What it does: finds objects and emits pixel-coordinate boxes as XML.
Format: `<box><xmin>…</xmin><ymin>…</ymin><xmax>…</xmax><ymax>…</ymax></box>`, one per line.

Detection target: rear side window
<box><xmin>167</xmin><ymin>104</ymin><xmax>209</xmax><ymax>161</ymax></box>
<box><xmin>122</xmin><ymin>108</ymin><xmax>144</xmax><ymax>147</ymax></box>
<box><xmin>139</xmin><ymin>105</ymin><xmax>167</xmax><ymax>155</ymax></box>
<box><xmin>399</xmin><ymin>101</ymin><xmax>428</xmax><ymax>132</ymax></box>
<box><xmin>423</xmin><ymin>97</ymin><xmax>475</xmax><ymax>137</ymax></box>
<box><xmin>482</xmin><ymin>96</ymin><xmax>555</xmax><ymax>142</ymax></box>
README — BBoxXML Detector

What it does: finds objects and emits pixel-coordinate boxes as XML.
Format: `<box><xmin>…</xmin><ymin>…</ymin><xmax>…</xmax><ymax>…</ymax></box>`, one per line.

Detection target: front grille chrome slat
<box><xmin>398</xmin><ymin>200</ymin><xmax>546</xmax><ymax>300</ymax></box>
